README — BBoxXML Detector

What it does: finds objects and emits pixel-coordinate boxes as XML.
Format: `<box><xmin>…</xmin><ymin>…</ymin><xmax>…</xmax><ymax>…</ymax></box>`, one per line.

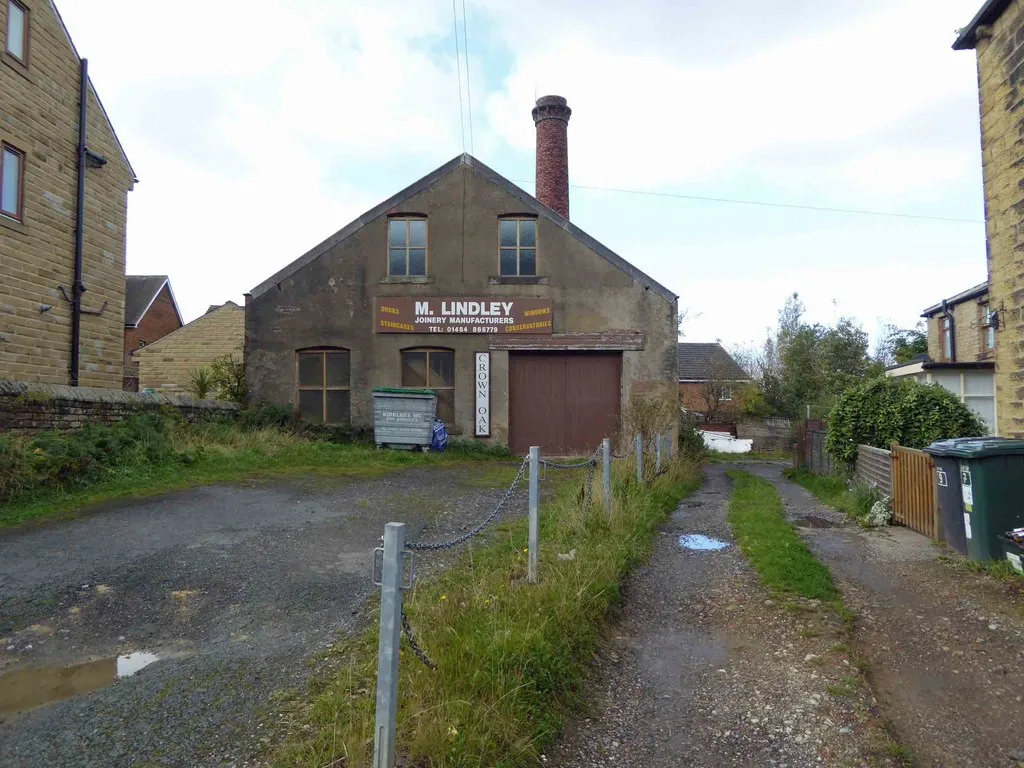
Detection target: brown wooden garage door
<box><xmin>509</xmin><ymin>352</ymin><xmax>622</xmax><ymax>455</ymax></box>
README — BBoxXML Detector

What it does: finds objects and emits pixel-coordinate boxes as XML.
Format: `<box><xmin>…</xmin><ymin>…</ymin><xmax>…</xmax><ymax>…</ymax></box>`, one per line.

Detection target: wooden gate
<box><xmin>891</xmin><ymin>444</ymin><xmax>939</xmax><ymax>539</ymax></box>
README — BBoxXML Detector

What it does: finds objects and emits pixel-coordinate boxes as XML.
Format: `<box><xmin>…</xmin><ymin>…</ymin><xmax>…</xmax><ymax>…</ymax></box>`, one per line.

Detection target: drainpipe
<box><xmin>941</xmin><ymin>299</ymin><xmax>957</xmax><ymax>362</ymax></box>
<box><xmin>70</xmin><ymin>58</ymin><xmax>88</xmax><ymax>387</ymax></box>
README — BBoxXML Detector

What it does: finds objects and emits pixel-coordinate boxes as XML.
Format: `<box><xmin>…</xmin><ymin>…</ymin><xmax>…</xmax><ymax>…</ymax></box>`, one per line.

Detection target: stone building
<box><xmin>955</xmin><ymin>0</ymin><xmax>1024</xmax><ymax>437</ymax></box>
<box><xmin>887</xmin><ymin>282</ymin><xmax>997</xmax><ymax>433</ymax></box>
<box><xmin>0</xmin><ymin>0</ymin><xmax>136</xmax><ymax>388</ymax></box>
<box><xmin>246</xmin><ymin>96</ymin><xmax>679</xmax><ymax>454</ymax></box>
<box><xmin>135</xmin><ymin>302</ymin><xmax>243</xmax><ymax>395</ymax></box>
<box><xmin>123</xmin><ymin>275</ymin><xmax>183</xmax><ymax>391</ymax></box>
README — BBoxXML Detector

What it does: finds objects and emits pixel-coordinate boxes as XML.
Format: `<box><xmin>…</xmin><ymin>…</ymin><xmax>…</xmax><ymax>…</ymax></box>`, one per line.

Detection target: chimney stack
<box><xmin>532</xmin><ymin>95</ymin><xmax>571</xmax><ymax>219</ymax></box>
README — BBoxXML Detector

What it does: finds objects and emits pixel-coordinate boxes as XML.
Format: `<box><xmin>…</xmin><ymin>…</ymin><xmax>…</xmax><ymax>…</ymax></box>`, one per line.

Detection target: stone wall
<box><xmin>0</xmin><ymin>0</ymin><xmax>135</xmax><ymax>388</ymax></box>
<box><xmin>135</xmin><ymin>303</ymin><xmax>244</xmax><ymax>395</ymax></box>
<box><xmin>736</xmin><ymin>418</ymin><xmax>793</xmax><ymax>453</ymax></box>
<box><xmin>925</xmin><ymin>295</ymin><xmax>992</xmax><ymax>363</ymax></box>
<box><xmin>0</xmin><ymin>380</ymin><xmax>237</xmax><ymax>434</ymax></box>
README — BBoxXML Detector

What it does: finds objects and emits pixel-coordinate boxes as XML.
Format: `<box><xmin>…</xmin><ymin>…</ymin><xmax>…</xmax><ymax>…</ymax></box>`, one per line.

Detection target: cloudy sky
<box><xmin>59</xmin><ymin>0</ymin><xmax>987</xmax><ymax>349</ymax></box>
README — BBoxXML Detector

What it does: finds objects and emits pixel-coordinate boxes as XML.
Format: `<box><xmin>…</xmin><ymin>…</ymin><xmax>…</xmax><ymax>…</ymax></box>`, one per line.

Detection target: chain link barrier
<box><xmin>401</xmin><ymin>609</ymin><xmax>436</xmax><ymax>670</ymax></box>
<box><xmin>539</xmin><ymin>456</ymin><xmax>597</xmax><ymax>470</ymax></box>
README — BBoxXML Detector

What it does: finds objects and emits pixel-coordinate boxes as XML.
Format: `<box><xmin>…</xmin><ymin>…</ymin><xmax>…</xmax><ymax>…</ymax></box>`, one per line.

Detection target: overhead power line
<box><xmin>461</xmin><ymin>0</ymin><xmax>474</xmax><ymax>155</ymax></box>
<box><xmin>451</xmin><ymin>0</ymin><xmax>465</xmax><ymax>152</ymax></box>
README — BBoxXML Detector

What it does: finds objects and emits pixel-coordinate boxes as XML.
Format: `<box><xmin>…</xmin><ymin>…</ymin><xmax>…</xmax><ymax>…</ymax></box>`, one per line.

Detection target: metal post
<box><xmin>635</xmin><ymin>433</ymin><xmax>643</xmax><ymax>485</ymax></box>
<box><xmin>666</xmin><ymin>431</ymin><xmax>672</xmax><ymax>459</ymax></box>
<box><xmin>602</xmin><ymin>437</ymin><xmax>611</xmax><ymax>515</ymax></box>
<box><xmin>528</xmin><ymin>446</ymin><xmax>540</xmax><ymax>584</ymax></box>
<box><xmin>656</xmin><ymin>434</ymin><xmax>662</xmax><ymax>475</ymax></box>
<box><xmin>373</xmin><ymin>522</ymin><xmax>405</xmax><ymax>768</ymax></box>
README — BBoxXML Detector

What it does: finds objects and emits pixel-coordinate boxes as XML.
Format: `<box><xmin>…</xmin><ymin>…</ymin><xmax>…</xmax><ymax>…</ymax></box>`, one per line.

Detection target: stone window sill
<box><xmin>2</xmin><ymin>51</ymin><xmax>31</xmax><ymax>81</ymax></box>
<box><xmin>488</xmin><ymin>276</ymin><xmax>549</xmax><ymax>286</ymax></box>
<box><xmin>0</xmin><ymin>215</ymin><xmax>27</xmax><ymax>235</ymax></box>
<box><xmin>378</xmin><ymin>276</ymin><xmax>434</xmax><ymax>285</ymax></box>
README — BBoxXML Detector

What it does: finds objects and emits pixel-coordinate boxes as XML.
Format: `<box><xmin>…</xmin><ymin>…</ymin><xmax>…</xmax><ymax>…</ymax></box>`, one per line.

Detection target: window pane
<box><xmin>401</xmin><ymin>351</ymin><xmax>427</xmax><ymax>387</ymax></box>
<box><xmin>519</xmin><ymin>248</ymin><xmax>536</xmax><ymax>276</ymax></box>
<box><xmin>436</xmin><ymin>389</ymin><xmax>454</xmax><ymax>425</ymax></box>
<box><xmin>499</xmin><ymin>219</ymin><xmax>517</xmax><ymax>247</ymax></box>
<box><xmin>987</xmin><ymin>325</ymin><xmax>996</xmax><ymax>349</ymax></box>
<box><xmin>299</xmin><ymin>390</ymin><xmax>324</xmax><ymax>424</ymax></box>
<box><xmin>964</xmin><ymin>372</ymin><xmax>993</xmax><ymax>396</ymax></box>
<box><xmin>389</xmin><ymin>248</ymin><xmax>407</xmax><ymax>276</ymax></box>
<box><xmin>408</xmin><ymin>219</ymin><xmax>426</xmax><ymax>247</ymax></box>
<box><xmin>1</xmin><ymin>148</ymin><xmax>20</xmax><ymax>216</ymax></box>
<box><xmin>6</xmin><ymin>3</ymin><xmax>24</xmax><ymax>59</ymax></box>
<box><xmin>388</xmin><ymin>219</ymin><xmax>407</xmax><ymax>247</ymax></box>
<box><xmin>429</xmin><ymin>351</ymin><xmax>454</xmax><ymax>386</ymax></box>
<box><xmin>408</xmin><ymin>248</ymin><xmax>426</xmax><ymax>276</ymax></box>
<box><xmin>325</xmin><ymin>390</ymin><xmax>350</xmax><ymax>425</ymax></box>
<box><xmin>519</xmin><ymin>219</ymin><xmax>536</xmax><ymax>247</ymax></box>
<box><xmin>500</xmin><ymin>248</ymin><xmax>517</xmax><ymax>276</ymax></box>
<box><xmin>298</xmin><ymin>353</ymin><xmax>323</xmax><ymax>387</ymax></box>
<box><xmin>325</xmin><ymin>351</ymin><xmax>350</xmax><ymax>387</ymax></box>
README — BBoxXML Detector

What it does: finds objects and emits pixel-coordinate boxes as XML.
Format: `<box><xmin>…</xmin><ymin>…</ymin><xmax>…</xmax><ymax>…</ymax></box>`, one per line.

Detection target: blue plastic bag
<box><xmin>430</xmin><ymin>418</ymin><xmax>448</xmax><ymax>452</ymax></box>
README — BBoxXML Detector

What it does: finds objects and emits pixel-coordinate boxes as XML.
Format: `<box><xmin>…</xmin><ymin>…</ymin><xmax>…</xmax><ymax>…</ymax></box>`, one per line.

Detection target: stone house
<box><xmin>134</xmin><ymin>302</ymin><xmax>243</xmax><ymax>395</ymax></box>
<box><xmin>246</xmin><ymin>96</ymin><xmax>679</xmax><ymax>454</ymax></box>
<box><xmin>122</xmin><ymin>275</ymin><xmax>183</xmax><ymax>391</ymax></box>
<box><xmin>0</xmin><ymin>0</ymin><xmax>136</xmax><ymax>388</ymax></box>
<box><xmin>677</xmin><ymin>343</ymin><xmax>750</xmax><ymax>421</ymax></box>
<box><xmin>886</xmin><ymin>282</ymin><xmax>996</xmax><ymax>433</ymax></box>
<box><xmin>955</xmin><ymin>0</ymin><xmax>1024</xmax><ymax>437</ymax></box>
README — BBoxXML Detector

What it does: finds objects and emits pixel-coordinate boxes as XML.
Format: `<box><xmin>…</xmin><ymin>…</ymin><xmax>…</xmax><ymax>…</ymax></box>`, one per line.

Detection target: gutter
<box><xmin>70</xmin><ymin>58</ymin><xmax>88</xmax><ymax>387</ymax></box>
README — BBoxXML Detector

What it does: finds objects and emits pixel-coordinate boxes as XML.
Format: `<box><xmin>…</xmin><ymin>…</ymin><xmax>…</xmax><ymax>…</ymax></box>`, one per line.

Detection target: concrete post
<box><xmin>528</xmin><ymin>446</ymin><xmax>540</xmax><ymax>584</ymax></box>
<box><xmin>656</xmin><ymin>433</ymin><xmax>662</xmax><ymax>475</ymax></box>
<box><xmin>635</xmin><ymin>433</ymin><xmax>643</xmax><ymax>485</ymax></box>
<box><xmin>602</xmin><ymin>437</ymin><xmax>612</xmax><ymax>515</ymax></box>
<box><xmin>372</xmin><ymin>522</ymin><xmax>405</xmax><ymax>768</ymax></box>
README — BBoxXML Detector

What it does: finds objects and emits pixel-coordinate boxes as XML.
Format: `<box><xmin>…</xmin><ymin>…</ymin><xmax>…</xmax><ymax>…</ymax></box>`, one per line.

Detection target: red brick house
<box><xmin>123</xmin><ymin>275</ymin><xmax>182</xmax><ymax>390</ymax></box>
<box><xmin>678</xmin><ymin>342</ymin><xmax>750</xmax><ymax>421</ymax></box>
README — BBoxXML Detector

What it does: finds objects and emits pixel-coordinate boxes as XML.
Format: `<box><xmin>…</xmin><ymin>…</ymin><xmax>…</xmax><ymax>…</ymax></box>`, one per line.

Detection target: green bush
<box><xmin>238</xmin><ymin>402</ymin><xmax>295</xmax><ymax>430</ymax></box>
<box><xmin>826</xmin><ymin>377</ymin><xmax>985</xmax><ymax>465</ymax></box>
<box><xmin>678</xmin><ymin>416</ymin><xmax>706</xmax><ymax>459</ymax></box>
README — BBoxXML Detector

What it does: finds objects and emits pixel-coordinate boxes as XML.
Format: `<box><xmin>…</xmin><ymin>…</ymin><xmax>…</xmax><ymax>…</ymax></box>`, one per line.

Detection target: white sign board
<box><xmin>475</xmin><ymin>352</ymin><xmax>490</xmax><ymax>436</ymax></box>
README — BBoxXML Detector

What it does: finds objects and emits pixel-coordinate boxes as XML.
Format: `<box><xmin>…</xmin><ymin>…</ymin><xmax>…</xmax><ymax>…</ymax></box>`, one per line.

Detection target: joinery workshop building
<box><xmin>245</xmin><ymin>96</ymin><xmax>678</xmax><ymax>454</ymax></box>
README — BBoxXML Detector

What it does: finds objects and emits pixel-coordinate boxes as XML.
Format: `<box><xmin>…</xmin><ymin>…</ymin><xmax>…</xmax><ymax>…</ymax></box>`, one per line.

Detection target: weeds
<box><xmin>783</xmin><ymin>468</ymin><xmax>884</xmax><ymax>527</ymax></box>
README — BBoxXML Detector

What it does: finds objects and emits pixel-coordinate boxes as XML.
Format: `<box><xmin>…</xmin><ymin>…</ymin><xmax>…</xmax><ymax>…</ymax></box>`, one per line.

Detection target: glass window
<box><xmin>1</xmin><ymin>144</ymin><xmax>23</xmax><ymax>220</ymax></box>
<box><xmin>941</xmin><ymin>317</ymin><xmax>951</xmax><ymax>360</ymax></box>
<box><xmin>387</xmin><ymin>218</ymin><xmax>427</xmax><ymax>276</ymax></box>
<box><xmin>981</xmin><ymin>303</ymin><xmax>996</xmax><ymax>352</ymax></box>
<box><xmin>498</xmin><ymin>218</ymin><xmax>537</xmax><ymax>276</ymax></box>
<box><xmin>6</xmin><ymin>1</ymin><xmax>26</xmax><ymax>62</ymax></box>
<box><xmin>297</xmin><ymin>349</ymin><xmax>351</xmax><ymax>425</ymax></box>
<box><xmin>402</xmin><ymin>348</ymin><xmax>454</xmax><ymax>424</ymax></box>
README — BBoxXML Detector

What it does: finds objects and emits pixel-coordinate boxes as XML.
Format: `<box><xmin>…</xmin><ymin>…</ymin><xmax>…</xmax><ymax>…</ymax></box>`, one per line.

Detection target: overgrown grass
<box><xmin>726</xmin><ymin>470</ymin><xmax>838</xmax><ymax>602</ymax></box>
<box><xmin>0</xmin><ymin>415</ymin><xmax>514</xmax><ymax>528</ymax></box>
<box><xmin>272</xmin><ymin>457</ymin><xmax>703</xmax><ymax>767</ymax></box>
<box><xmin>783</xmin><ymin>467</ymin><xmax>880</xmax><ymax>526</ymax></box>
<box><xmin>706</xmin><ymin>449</ymin><xmax>792</xmax><ymax>463</ymax></box>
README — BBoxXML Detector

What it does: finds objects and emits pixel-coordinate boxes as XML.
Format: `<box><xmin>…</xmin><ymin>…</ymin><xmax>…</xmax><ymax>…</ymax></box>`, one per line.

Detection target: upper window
<box><xmin>297</xmin><ymin>349</ymin><xmax>351</xmax><ymax>425</ymax></box>
<box><xmin>401</xmin><ymin>348</ymin><xmax>454</xmax><ymax>425</ymax></box>
<box><xmin>1</xmin><ymin>143</ymin><xmax>24</xmax><ymax>221</ymax></box>
<box><xmin>981</xmin><ymin>303</ymin><xmax>996</xmax><ymax>352</ymax></box>
<box><xmin>940</xmin><ymin>316</ymin><xmax>952</xmax><ymax>360</ymax></box>
<box><xmin>388</xmin><ymin>217</ymin><xmax>427</xmax><ymax>276</ymax></box>
<box><xmin>499</xmin><ymin>218</ymin><xmax>537</xmax><ymax>276</ymax></box>
<box><xmin>5</xmin><ymin>0</ymin><xmax>27</xmax><ymax>63</ymax></box>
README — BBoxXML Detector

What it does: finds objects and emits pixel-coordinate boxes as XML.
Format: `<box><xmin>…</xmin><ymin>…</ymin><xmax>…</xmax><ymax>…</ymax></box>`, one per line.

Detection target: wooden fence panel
<box><xmin>855</xmin><ymin>445</ymin><xmax>892</xmax><ymax>496</ymax></box>
<box><xmin>891</xmin><ymin>445</ymin><xmax>938</xmax><ymax>539</ymax></box>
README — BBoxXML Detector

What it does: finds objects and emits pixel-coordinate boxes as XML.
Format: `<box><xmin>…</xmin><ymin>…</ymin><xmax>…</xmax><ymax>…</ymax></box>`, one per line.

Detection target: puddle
<box><xmin>0</xmin><ymin>651</ymin><xmax>160</xmax><ymax>715</ymax></box>
<box><xmin>795</xmin><ymin>515</ymin><xmax>837</xmax><ymax>529</ymax></box>
<box><xmin>678</xmin><ymin>534</ymin><xmax>730</xmax><ymax>551</ymax></box>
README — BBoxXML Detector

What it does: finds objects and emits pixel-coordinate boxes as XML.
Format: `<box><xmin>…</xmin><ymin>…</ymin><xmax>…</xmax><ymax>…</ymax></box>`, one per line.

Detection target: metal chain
<box><xmin>406</xmin><ymin>456</ymin><xmax>530</xmax><ymax>551</ymax></box>
<box><xmin>540</xmin><ymin>457</ymin><xmax>597</xmax><ymax>470</ymax></box>
<box><xmin>401</xmin><ymin>609</ymin><xmax>436</xmax><ymax>670</ymax></box>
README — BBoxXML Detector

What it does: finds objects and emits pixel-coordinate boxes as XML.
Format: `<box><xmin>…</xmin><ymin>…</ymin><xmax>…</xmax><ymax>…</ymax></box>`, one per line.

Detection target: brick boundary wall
<box><xmin>0</xmin><ymin>380</ymin><xmax>238</xmax><ymax>434</ymax></box>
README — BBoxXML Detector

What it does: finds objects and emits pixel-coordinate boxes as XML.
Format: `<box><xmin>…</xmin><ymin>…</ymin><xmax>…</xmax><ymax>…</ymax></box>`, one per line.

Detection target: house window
<box><xmin>388</xmin><ymin>217</ymin><xmax>427</xmax><ymax>276</ymax></box>
<box><xmin>720</xmin><ymin>387</ymin><xmax>732</xmax><ymax>402</ymax></box>
<box><xmin>297</xmin><ymin>349</ymin><xmax>351</xmax><ymax>425</ymax></box>
<box><xmin>401</xmin><ymin>348</ymin><xmax>454</xmax><ymax>424</ymax></box>
<box><xmin>5</xmin><ymin>0</ymin><xmax>27</xmax><ymax>63</ymax></box>
<box><xmin>940</xmin><ymin>316</ymin><xmax>952</xmax><ymax>360</ymax></box>
<box><xmin>0</xmin><ymin>142</ymin><xmax>24</xmax><ymax>220</ymax></box>
<box><xmin>981</xmin><ymin>303</ymin><xmax>995</xmax><ymax>352</ymax></box>
<box><xmin>499</xmin><ymin>217</ymin><xmax>537</xmax><ymax>276</ymax></box>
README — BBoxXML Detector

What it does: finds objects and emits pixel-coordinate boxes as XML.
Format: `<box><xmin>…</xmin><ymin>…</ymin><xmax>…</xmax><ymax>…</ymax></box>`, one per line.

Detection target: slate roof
<box><xmin>125</xmin><ymin>275</ymin><xmax>181</xmax><ymax>327</ymax></box>
<box><xmin>952</xmin><ymin>0</ymin><xmax>1012</xmax><ymax>50</ymax></box>
<box><xmin>677</xmin><ymin>343</ymin><xmax>749</xmax><ymax>382</ymax></box>
<box><xmin>921</xmin><ymin>282</ymin><xmax>988</xmax><ymax>317</ymax></box>
<box><xmin>248</xmin><ymin>153</ymin><xmax>677</xmax><ymax>304</ymax></box>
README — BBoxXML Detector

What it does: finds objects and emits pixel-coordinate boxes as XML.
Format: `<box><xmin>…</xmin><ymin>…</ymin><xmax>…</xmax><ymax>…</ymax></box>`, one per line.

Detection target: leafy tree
<box><xmin>876</xmin><ymin>323</ymin><xmax>929</xmax><ymax>366</ymax></box>
<box><xmin>826</xmin><ymin>377</ymin><xmax>985</xmax><ymax>465</ymax></box>
<box><xmin>209</xmin><ymin>353</ymin><xmax>247</xmax><ymax>404</ymax></box>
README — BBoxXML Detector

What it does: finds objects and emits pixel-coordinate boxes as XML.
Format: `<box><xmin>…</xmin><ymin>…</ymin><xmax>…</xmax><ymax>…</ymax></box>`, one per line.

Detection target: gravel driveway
<box><xmin>0</xmin><ymin>464</ymin><xmax>525</xmax><ymax>767</ymax></box>
<box><xmin>548</xmin><ymin>463</ymin><xmax>897</xmax><ymax>767</ymax></box>
<box><xmin>745</xmin><ymin>462</ymin><xmax>1024</xmax><ymax>768</ymax></box>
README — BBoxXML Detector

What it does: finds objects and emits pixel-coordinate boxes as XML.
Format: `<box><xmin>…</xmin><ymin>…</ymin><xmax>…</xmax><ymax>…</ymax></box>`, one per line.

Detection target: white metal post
<box><xmin>373</xmin><ymin>522</ymin><xmax>405</xmax><ymax>768</ymax></box>
<box><xmin>528</xmin><ymin>446</ymin><xmax>540</xmax><ymax>584</ymax></box>
<box><xmin>656</xmin><ymin>433</ymin><xmax>662</xmax><ymax>475</ymax></box>
<box><xmin>602</xmin><ymin>437</ymin><xmax>612</xmax><ymax>515</ymax></box>
<box><xmin>635</xmin><ymin>433</ymin><xmax>643</xmax><ymax>484</ymax></box>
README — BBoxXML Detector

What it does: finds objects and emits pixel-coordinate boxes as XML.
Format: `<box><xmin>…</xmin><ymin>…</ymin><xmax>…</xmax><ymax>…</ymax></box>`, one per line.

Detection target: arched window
<box><xmin>297</xmin><ymin>348</ymin><xmax>351</xmax><ymax>425</ymax></box>
<box><xmin>401</xmin><ymin>347</ymin><xmax>454</xmax><ymax>424</ymax></box>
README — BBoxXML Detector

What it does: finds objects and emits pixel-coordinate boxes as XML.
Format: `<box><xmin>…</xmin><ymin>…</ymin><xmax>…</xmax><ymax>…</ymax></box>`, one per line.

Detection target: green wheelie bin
<box><xmin>940</xmin><ymin>438</ymin><xmax>1024</xmax><ymax>561</ymax></box>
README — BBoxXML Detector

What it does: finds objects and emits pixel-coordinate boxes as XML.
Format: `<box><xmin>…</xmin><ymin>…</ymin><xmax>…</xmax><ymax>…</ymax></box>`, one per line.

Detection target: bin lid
<box><xmin>934</xmin><ymin>437</ymin><xmax>1024</xmax><ymax>458</ymax></box>
<box><xmin>372</xmin><ymin>387</ymin><xmax>436</xmax><ymax>397</ymax></box>
<box><xmin>924</xmin><ymin>438</ymin><xmax>990</xmax><ymax>457</ymax></box>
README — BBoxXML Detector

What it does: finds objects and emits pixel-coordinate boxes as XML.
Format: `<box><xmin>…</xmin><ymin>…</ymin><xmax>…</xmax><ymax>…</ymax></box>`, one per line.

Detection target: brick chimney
<box><xmin>532</xmin><ymin>95</ymin><xmax>571</xmax><ymax>219</ymax></box>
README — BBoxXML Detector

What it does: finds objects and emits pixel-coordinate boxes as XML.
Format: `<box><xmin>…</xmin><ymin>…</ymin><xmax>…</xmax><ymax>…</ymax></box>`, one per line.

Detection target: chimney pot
<box><xmin>532</xmin><ymin>95</ymin><xmax>571</xmax><ymax>219</ymax></box>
